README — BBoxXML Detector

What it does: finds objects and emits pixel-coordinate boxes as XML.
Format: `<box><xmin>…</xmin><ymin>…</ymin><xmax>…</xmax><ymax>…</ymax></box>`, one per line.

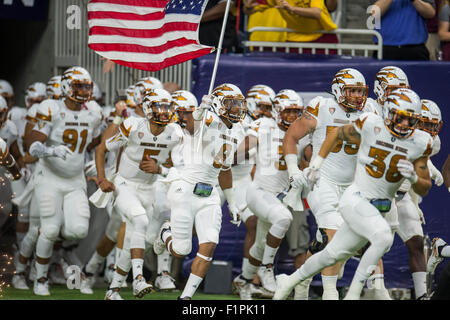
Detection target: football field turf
<box><xmin>0</xmin><ymin>285</ymin><xmax>241</xmax><ymax>300</ymax></box>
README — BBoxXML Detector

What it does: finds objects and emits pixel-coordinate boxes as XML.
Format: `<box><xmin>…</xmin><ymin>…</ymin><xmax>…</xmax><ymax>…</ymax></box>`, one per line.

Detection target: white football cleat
<box><xmin>372</xmin><ymin>288</ymin><xmax>392</xmax><ymax>300</ymax></box>
<box><xmin>12</xmin><ymin>273</ymin><xmax>29</xmax><ymax>290</ymax></box>
<box><xmin>273</xmin><ymin>274</ymin><xmax>296</xmax><ymax>300</ymax></box>
<box><xmin>104</xmin><ymin>264</ymin><xmax>115</xmax><ymax>284</ymax></box>
<box><xmin>33</xmin><ymin>278</ymin><xmax>50</xmax><ymax>296</ymax></box>
<box><xmin>132</xmin><ymin>277</ymin><xmax>154</xmax><ymax>298</ymax></box>
<box><xmin>28</xmin><ymin>260</ymin><xmax>37</xmax><ymax>282</ymax></box>
<box><xmin>427</xmin><ymin>237</ymin><xmax>446</xmax><ymax>274</ymax></box>
<box><xmin>80</xmin><ymin>274</ymin><xmax>95</xmax><ymax>295</ymax></box>
<box><xmin>231</xmin><ymin>274</ymin><xmax>246</xmax><ymax>294</ymax></box>
<box><xmin>155</xmin><ymin>273</ymin><xmax>176</xmax><ymax>291</ymax></box>
<box><xmin>239</xmin><ymin>282</ymin><xmax>252</xmax><ymax>300</ymax></box>
<box><xmin>153</xmin><ymin>221</ymin><xmax>171</xmax><ymax>255</ymax></box>
<box><xmin>105</xmin><ymin>289</ymin><xmax>124</xmax><ymax>300</ymax></box>
<box><xmin>257</xmin><ymin>265</ymin><xmax>277</xmax><ymax>293</ymax></box>
<box><xmin>250</xmin><ymin>283</ymin><xmax>265</xmax><ymax>298</ymax></box>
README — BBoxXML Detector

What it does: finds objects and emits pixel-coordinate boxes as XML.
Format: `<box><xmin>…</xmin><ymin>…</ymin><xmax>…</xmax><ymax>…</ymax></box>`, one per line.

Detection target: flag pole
<box><xmin>197</xmin><ymin>0</ymin><xmax>233</xmax><ymax>152</ymax></box>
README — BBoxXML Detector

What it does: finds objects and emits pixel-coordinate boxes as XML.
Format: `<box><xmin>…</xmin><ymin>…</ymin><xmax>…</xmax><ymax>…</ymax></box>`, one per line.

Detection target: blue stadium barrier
<box><xmin>184</xmin><ymin>53</ymin><xmax>450</xmax><ymax>291</ymax></box>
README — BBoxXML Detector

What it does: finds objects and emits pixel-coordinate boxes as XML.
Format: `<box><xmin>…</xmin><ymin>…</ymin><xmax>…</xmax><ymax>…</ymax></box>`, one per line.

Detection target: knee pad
<box><xmin>36</xmin><ymin>233</ymin><xmax>55</xmax><ymax>259</ymax></box>
<box><xmin>62</xmin><ymin>224</ymin><xmax>89</xmax><ymax>241</ymax></box>
<box><xmin>129</xmin><ymin>215</ymin><xmax>148</xmax><ymax>249</ymax></box>
<box><xmin>172</xmin><ymin>239</ymin><xmax>191</xmax><ymax>256</ymax></box>
<box><xmin>20</xmin><ymin>226</ymin><xmax>40</xmax><ymax>258</ymax></box>
<box><xmin>370</xmin><ymin>230</ymin><xmax>394</xmax><ymax>254</ymax></box>
<box><xmin>269</xmin><ymin>215</ymin><xmax>292</xmax><ymax>239</ymax></box>
<box><xmin>40</xmin><ymin>224</ymin><xmax>60</xmax><ymax>242</ymax></box>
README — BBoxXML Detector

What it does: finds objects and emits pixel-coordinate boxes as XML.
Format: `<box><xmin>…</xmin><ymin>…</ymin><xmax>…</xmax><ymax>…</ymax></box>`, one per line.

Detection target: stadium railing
<box><xmin>243</xmin><ymin>27</ymin><xmax>384</xmax><ymax>59</ymax></box>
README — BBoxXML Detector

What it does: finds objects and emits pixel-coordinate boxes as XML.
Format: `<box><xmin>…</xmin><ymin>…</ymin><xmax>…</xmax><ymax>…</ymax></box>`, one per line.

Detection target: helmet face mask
<box><xmin>340</xmin><ymin>84</ymin><xmax>368</xmax><ymax>112</ymax></box>
<box><xmin>220</xmin><ymin>97</ymin><xmax>247</xmax><ymax>123</ymax></box>
<box><xmin>61</xmin><ymin>67</ymin><xmax>93</xmax><ymax>104</ymax></box>
<box><xmin>419</xmin><ymin>99</ymin><xmax>443</xmax><ymax>137</ymax></box>
<box><xmin>418</xmin><ymin>117</ymin><xmax>442</xmax><ymax>137</ymax></box>
<box><xmin>273</xmin><ymin>89</ymin><xmax>303</xmax><ymax>130</ymax></box>
<box><xmin>148</xmin><ymin>102</ymin><xmax>173</xmax><ymax>126</ymax></box>
<box><xmin>171</xmin><ymin>90</ymin><xmax>197</xmax><ymax>128</ymax></box>
<box><xmin>279</xmin><ymin>107</ymin><xmax>302</xmax><ymax>130</ymax></box>
<box><xmin>383</xmin><ymin>88</ymin><xmax>422</xmax><ymax>139</ymax></box>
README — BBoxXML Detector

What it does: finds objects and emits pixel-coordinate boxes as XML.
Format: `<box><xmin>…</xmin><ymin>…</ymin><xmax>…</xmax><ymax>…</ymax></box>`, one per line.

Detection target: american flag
<box><xmin>87</xmin><ymin>0</ymin><xmax>214</xmax><ymax>71</ymax></box>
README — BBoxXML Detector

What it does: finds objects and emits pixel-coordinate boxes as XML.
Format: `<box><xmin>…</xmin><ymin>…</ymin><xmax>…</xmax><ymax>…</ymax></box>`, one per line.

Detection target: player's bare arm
<box><xmin>411</xmin><ymin>156</ymin><xmax>432</xmax><ymax>197</ymax></box>
<box><xmin>94</xmin><ymin>138</ymin><xmax>115</xmax><ymax>192</ymax></box>
<box><xmin>317</xmin><ymin>124</ymin><xmax>361</xmax><ymax>159</ymax></box>
<box><xmin>283</xmin><ymin>114</ymin><xmax>316</xmax><ymax>157</ymax></box>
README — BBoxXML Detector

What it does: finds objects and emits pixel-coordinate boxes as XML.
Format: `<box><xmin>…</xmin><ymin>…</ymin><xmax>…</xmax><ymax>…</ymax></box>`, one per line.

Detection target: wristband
<box><xmin>310</xmin><ymin>155</ymin><xmax>325</xmax><ymax>170</ymax></box>
<box><xmin>285</xmin><ymin>153</ymin><xmax>300</xmax><ymax>177</ymax></box>
<box><xmin>159</xmin><ymin>165</ymin><xmax>169</xmax><ymax>177</ymax></box>
<box><xmin>113</xmin><ymin>116</ymin><xmax>123</xmax><ymax>125</ymax></box>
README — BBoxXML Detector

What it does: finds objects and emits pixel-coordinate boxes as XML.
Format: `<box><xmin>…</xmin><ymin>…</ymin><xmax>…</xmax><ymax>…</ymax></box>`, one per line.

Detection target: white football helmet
<box><xmin>133</xmin><ymin>80</ymin><xmax>162</xmax><ymax>106</ymax></box>
<box><xmin>138</xmin><ymin>76</ymin><xmax>163</xmax><ymax>89</ymax></box>
<box><xmin>0</xmin><ymin>79</ymin><xmax>14</xmax><ymax>108</ymax></box>
<box><xmin>331</xmin><ymin>68</ymin><xmax>368</xmax><ymax>112</ymax></box>
<box><xmin>211</xmin><ymin>83</ymin><xmax>247</xmax><ymax>123</ymax></box>
<box><xmin>273</xmin><ymin>89</ymin><xmax>303</xmax><ymax>130</ymax></box>
<box><xmin>25</xmin><ymin>82</ymin><xmax>47</xmax><ymax>108</ymax></box>
<box><xmin>374</xmin><ymin>66</ymin><xmax>409</xmax><ymax>105</ymax></box>
<box><xmin>125</xmin><ymin>84</ymin><xmax>136</xmax><ymax>108</ymax></box>
<box><xmin>172</xmin><ymin>90</ymin><xmax>198</xmax><ymax>128</ymax></box>
<box><xmin>61</xmin><ymin>66</ymin><xmax>93</xmax><ymax>103</ymax></box>
<box><xmin>142</xmin><ymin>88</ymin><xmax>174</xmax><ymax>126</ymax></box>
<box><xmin>383</xmin><ymin>88</ymin><xmax>422</xmax><ymax>138</ymax></box>
<box><xmin>246</xmin><ymin>84</ymin><xmax>275</xmax><ymax>119</ymax></box>
<box><xmin>419</xmin><ymin>99</ymin><xmax>442</xmax><ymax>137</ymax></box>
<box><xmin>92</xmin><ymin>82</ymin><xmax>103</xmax><ymax>103</ymax></box>
<box><xmin>46</xmin><ymin>75</ymin><xmax>63</xmax><ymax>100</ymax></box>
<box><xmin>0</xmin><ymin>95</ymin><xmax>8</xmax><ymax>126</ymax></box>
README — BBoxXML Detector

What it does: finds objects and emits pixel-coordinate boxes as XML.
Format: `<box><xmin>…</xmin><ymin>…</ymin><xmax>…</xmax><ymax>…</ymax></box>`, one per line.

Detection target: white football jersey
<box><xmin>306</xmin><ymin>96</ymin><xmax>373</xmax><ymax>185</ymax></box>
<box><xmin>353</xmin><ymin>112</ymin><xmax>432</xmax><ymax>200</ymax></box>
<box><xmin>231</xmin><ymin>115</ymin><xmax>257</xmax><ymax>181</ymax></box>
<box><xmin>180</xmin><ymin>112</ymin><xmax>246</xmax><ymax>186</ymax></box>
<box><xmin>248</xmin><ymin>117</ymin><xmax>311</xmax><ymax>194</ymax></box>
<box><xmin>34</xmin><ymin>99</ymin><xmax>103</xmax><ymax>178</ymax></box>
<box><xmin>366</xmin><ymin>97</ymin><xmax>383</xmax><ymax>117</ymax></box>
<box><xmin>106</xmin><ymin>116</ymin><xmax>182</xmax><ymax>184</ymax></box>
<box><xmin>0</xmin><ymin>119</ymin><xmax>18</xmax><ymax>148</ymax></box>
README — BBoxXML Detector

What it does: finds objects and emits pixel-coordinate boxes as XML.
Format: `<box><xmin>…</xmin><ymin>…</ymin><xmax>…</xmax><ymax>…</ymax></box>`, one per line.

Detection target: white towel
<box><xmin>283</xmin><ymin>186</ymin><xmax>304</xmax><ymax>211</ymax></box>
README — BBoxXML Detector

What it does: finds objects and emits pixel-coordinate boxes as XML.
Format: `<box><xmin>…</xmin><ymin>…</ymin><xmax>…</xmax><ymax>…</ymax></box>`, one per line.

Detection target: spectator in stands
<box><xmin>426</xmin><ymin>0</ymin><xmax>441</xmax><ymax>60</ymax></box>
<box><xmin>371</xmin><ymin>0</ymin><xmax>436</xmax><ymax>60</ymax></box>
<box><xmin>438</xmin><ymin>0</ymin><xmax>450</xmax><ymax>60</ymax></box>
<box><xmin>244</xmin><ymin>0</ymin><xmax>287</xmax><ymax>43</ymax></box>
<box><xmin>199</xmin><ymin>0</ymin><xmax>239</xmax><ymax>53</ymax></box>
<box><xmin>273</xmin><ymin>0</ymin><xmax>338</xmax><ymax>54</ymax></box>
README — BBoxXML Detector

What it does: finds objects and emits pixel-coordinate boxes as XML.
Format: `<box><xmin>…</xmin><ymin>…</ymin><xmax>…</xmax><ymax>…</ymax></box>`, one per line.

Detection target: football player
<box><xmin>232</xmin><ymin>84</ymin><xmax>276</xmax><ymax>298</ymax></box>
<box><xmin>152</xmin><ymin>83</ymin><xmax>247</xmax><ymax>300</ymax></box>
<box><xmin>234</xmin><ymin>89</ymin><xmax>307</xmax><ymax>300</ymax></box>
<box><xmin>282</xmin><ymin>68</ymin><xmax>374</xmax><ymax>299</ymax></box>
<box><xmin>274</xmin><ymin>88</ymin><xmax>433</xmax><ymax>300</ymax></box>
<box><xmin>26</xmin><ymin>66</ymin><xmax>103</xmax><ymax>296</ymax></box>
<box><xmin>96</xmin><ymin>88</ymin><xmax>182</xmax><ymax>300</ymax></box>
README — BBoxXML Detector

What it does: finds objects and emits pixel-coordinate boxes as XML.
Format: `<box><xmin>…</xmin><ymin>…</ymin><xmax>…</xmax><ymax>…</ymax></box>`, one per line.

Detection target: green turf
<box><xmin>0</xmin><ymin>285</ymin><xmax>242</xmax><ymax>300</ymax></box>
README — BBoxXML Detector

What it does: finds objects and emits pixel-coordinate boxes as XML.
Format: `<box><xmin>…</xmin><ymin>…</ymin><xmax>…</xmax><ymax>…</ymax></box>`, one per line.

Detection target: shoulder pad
<box><xmin>35</xmin><ymin>99</ymin><xmax>60</xmax><ymax>122</ymax></box>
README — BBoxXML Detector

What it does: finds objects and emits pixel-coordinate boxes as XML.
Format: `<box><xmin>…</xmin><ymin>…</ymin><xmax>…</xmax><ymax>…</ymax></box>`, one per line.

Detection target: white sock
<box><xmin>157</xmin><ymin>249</ymin><xmax>172</xmax><ymax>274</ymax></box>
<box><xmin>15</xmin><ymin>261</ymin><xmax>27</xmax><ymax>274</ymax></box>
<box><xmin>321</xmin><ymin>275</ymin><xmax>339</xmax><ymax>300</ymax></box>
<box><xmin>441</xmin><ymin>246</ymin><xmax>450</xmax><ymax>257</ymax></box>
<box><xmin>35</xmin><ymin>262</ymin><xmax>50</xmax><ymax>280</ymax></box>
<box><xmin>181</xmin><ymin>273</ymin><xmax>203</xmax><ymax>298</ymax></box>
<box><xmin>368</xmin><ymin>274</ymin><xmax>386</xmax><ymax>290</ymax></box>
<box><xmin>242</xmin><ymin>261</ymin><xmax>258</xmax><ymax>281</ymax></box>
<box><xmin>131</xmin><ymin>258</ymin><xmax>144</xmax><ymax>279</ymax></box>
<box><xmin>294</xmin><ymin>277</ymin><xmax>312</xmax><ymax>300</ymax></box>
<box><xmin>110</xmin><ymin>271</ymin><xmax>127</xmax><ymax>289</ymax></box>
<box><xmin>114</xmin><ymin>247</ymin><xmax>122</xmax><ymax>269</ymax></box>
<box><xmin>86</xmin><ymin>251</ymin><xmax>106</xmax><ymax>275</ymax></box>
<box><xmin>412</xmin><ymin>272</ymin><xmax>427</xmax><ymax>298</ymax></box>
<box><xmin>262</xmin><ymin>245</ymin><xmax>278</xmax><ymax>266</ymax></box>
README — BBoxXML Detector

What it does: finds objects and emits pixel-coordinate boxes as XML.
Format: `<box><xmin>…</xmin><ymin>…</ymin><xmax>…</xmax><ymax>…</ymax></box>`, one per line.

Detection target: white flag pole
<box><xmin>197</xmin><ymin>0</ymin><xmax>233</xmax><ymax>152</ymax></box>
